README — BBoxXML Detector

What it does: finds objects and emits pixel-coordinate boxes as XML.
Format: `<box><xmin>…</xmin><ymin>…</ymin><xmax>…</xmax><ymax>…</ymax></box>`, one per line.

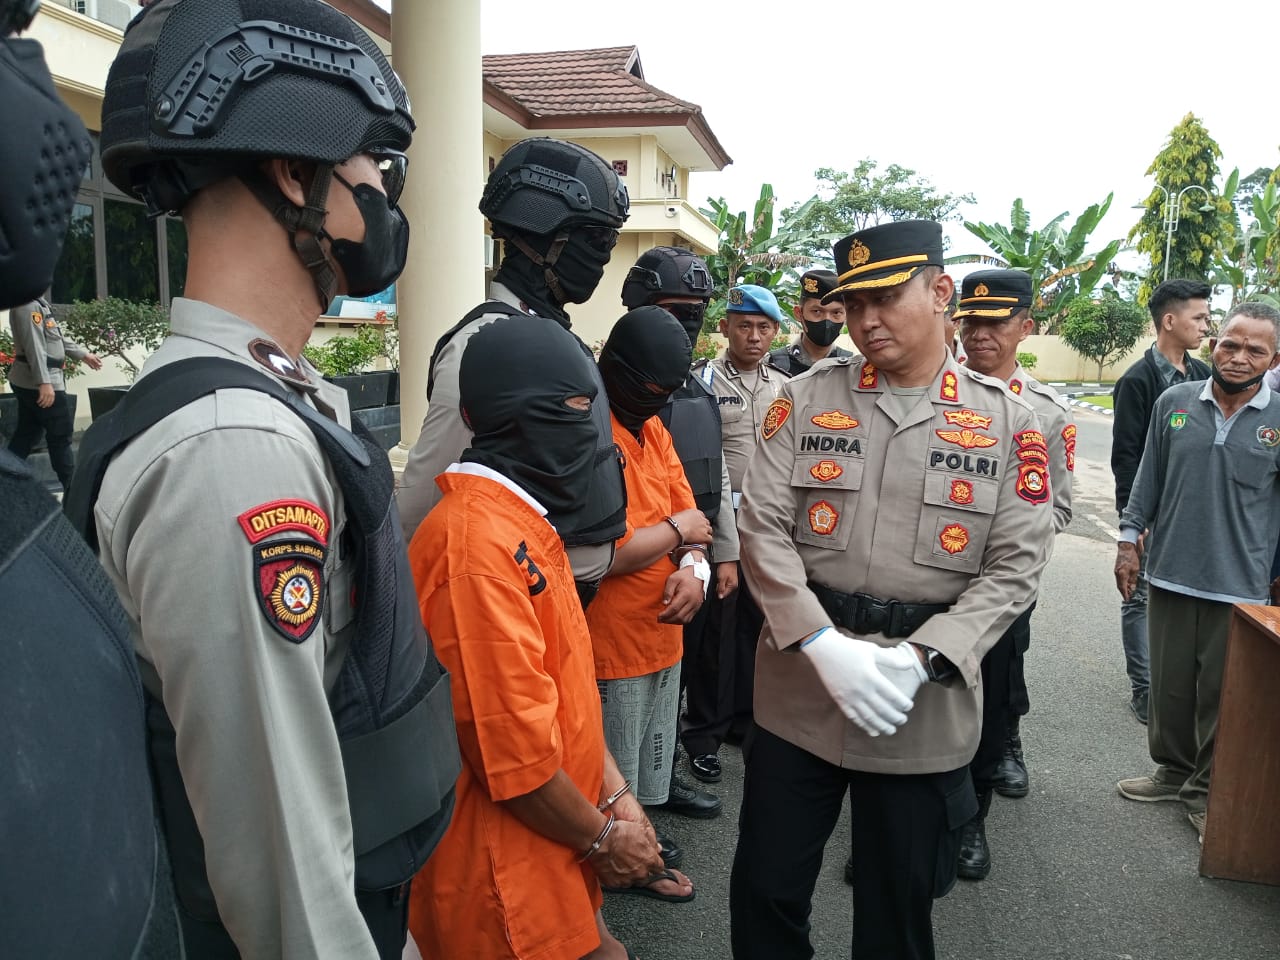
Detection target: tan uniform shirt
<box><xmin>692</xmin><ymin>353</ymin><xmax>788</xmax><ymax>499</ymax></box>
<box><xmin>1007</xmin><ymin>365</ymin><xmax>1074</xmax><ymax>536</ymax></box>
<box><xmin>397</xmin><ymin>281</ymin><xmax>612</xmax><ymax>581</ymax></box>
<box><xmin>93</xmin><ymin>299</ymin><xmax>378</xmax><ymax>959</ymax></box>
<box><xmin>738</xmin><ymin>351</ymin><xmax>1052</xmax><ymax>774</ymax></box>
<box><xmin>6</xmin><ymin>299</ymin><xmax>87</xmax><ymax>390</ymax></box>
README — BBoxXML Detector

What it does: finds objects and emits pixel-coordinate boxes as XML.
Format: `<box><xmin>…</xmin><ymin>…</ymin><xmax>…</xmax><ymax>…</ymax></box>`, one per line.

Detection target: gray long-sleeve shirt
<box><xmin>1120</xmin><ymin>379</ymin><xmax>1280</xmax><ymax>604</ymax></box>
<box><xmin>7</xmin><ymin>300</ymin><xmax>87</xmax><ymax>390</ymax></box>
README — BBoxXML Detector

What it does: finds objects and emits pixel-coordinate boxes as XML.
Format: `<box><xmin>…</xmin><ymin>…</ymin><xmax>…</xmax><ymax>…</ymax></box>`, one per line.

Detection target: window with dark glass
<box><xmin>51</xmin><ymin>202</ymin><xmax>97</xmax><ymax>304</ymax></box>
<box><xmin>104</xmin><ymin>199</ymin><xmax>159</xmax><ymax>302</ymax></box>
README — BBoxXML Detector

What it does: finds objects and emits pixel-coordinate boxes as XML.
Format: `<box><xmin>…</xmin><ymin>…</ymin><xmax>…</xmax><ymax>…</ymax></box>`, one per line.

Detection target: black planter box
<box><xmin>329</xmin><ymin>370</ymin><xmax>394</xmax><ymax>410</ymax></box>
<box><xmin>88</xmin><ymin>385</ymin><xmax>132</xmax><ymax>420</ymax></box>
<box><xmin>0</xmin><ymin>391</ymin><xmax>77</xmax><ymax>450</ymax></box>
<box><xmin>352</xmin><ymin>403</ymin><xmax>400</xmax><ymax>451</ymax></box>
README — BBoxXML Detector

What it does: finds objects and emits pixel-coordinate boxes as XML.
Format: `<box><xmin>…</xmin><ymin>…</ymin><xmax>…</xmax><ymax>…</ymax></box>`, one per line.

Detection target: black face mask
<box><xmin>459</xmin><ymin>315</ymin><xmax>599</xmax><ymax>525</ymax></box>
<box><xmin>598</xmin><ymin>306</ymin><xmax>692</xmax><ymax>434</ymax></box>
<box><xmin>1211</xmin><ymin>363</ymin><xmax>1266</xmax><ymax>395</ymax></box>
<box><xmin>328</xmin><ymin>174</ymin><xmax>410</xmax><ymax>297</ymax></box>
<box><xmin>804</xmin><ymin>318</ymin><xmax>843</xmax><ymax>348</ymax></box>
<box><xmin>554</xmin><ymin>228</ymin><xmax>615</xmax><ymax>305</ymax></box>
<box><xmin>658</xmin><ymin>301</ymin><xmax>707</xmax><ymax>350</ymax></box>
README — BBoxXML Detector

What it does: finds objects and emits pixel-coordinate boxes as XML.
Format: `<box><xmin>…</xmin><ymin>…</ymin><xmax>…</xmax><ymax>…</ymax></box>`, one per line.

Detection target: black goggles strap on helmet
<box><xmin>239</xmin><ymin>164</ymin><xmax>340</xmax><ymax>310</ymax></box>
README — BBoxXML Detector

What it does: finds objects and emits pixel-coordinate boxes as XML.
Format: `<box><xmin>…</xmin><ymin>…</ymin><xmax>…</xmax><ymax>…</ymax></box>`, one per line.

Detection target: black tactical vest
<box><xmin>64</xmin><ymin>358</ymin><xmax>460</xmax><ymax>955</ymax></box>
<box><xmin>658</xmin><ymin>375</ymin><xmax>723</xmax><ymax>518</ymax></box>
<box><xmin>429</xmin><ymin>301</ymin><xmax>627</xmax><ymax>549</ymax></box>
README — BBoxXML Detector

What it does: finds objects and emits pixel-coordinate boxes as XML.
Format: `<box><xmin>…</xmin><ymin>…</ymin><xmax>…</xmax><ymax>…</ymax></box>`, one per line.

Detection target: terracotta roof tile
<box><xmin>483</xmin><ymin>46</ymin><xmax>701</xmax><ymax>118</ymax></box>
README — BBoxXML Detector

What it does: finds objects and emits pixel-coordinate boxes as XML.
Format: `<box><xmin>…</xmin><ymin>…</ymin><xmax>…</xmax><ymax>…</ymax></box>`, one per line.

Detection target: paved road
<box><xmin>602</xmin><ymin>421</ymin><xmax>1280</xmax><ymax>960</ymax></box>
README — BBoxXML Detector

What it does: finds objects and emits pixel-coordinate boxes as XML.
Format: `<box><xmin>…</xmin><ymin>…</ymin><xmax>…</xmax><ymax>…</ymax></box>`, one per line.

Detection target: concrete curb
<box><xmin>1050</xmin><ymin>383</ymin><xmax>1115</xmax><ymax>417</ymax></box>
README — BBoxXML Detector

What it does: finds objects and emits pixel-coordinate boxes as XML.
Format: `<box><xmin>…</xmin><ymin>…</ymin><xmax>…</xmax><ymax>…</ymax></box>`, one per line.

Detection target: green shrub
<box><xmin>303</xmin><ymin>327</ymin><xmax>382</xmax><ymax>378</ymax></box>
<box><xmin>1016</xmin><ymin>351</ymin><xmax>1038</xmax><ymax>372</ymax></box>
<box><xmin>62</xmin><ymin>297</ymin><xmax>169</xmax><ymax>381</ymax></box>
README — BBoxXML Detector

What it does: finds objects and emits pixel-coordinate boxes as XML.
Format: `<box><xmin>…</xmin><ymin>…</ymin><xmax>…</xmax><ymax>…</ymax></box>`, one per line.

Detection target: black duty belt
<box><xmin>11</xmin><ymin>355</ymin><xmax>62</xmax><ymax>370</ymax></box>
<box><xmin>808</xmin><ymin>581</ymin><xmax>950</xmax><ymax>639</ymax></box>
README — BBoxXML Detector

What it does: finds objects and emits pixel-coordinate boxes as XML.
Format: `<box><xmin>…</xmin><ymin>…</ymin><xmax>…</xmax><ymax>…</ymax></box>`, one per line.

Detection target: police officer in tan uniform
<box><xmin>953</xmin><ymin>269</ymin><xmax>1072</xmax><ymax>879</ymax></box>
<box><xmin>690</xmin><ymin>283</ymin><xmax>788</xmax><ymax>751</ymax></box>
<box><xmin>729</xmin><ymin>221</ymin><xmax>1052</xmax><ymax>960</ymax></box>
<box><xmin>768</xmin><ymin>269</ymin><xmax>856</xmax><ymax>376</ymax></box>
<box><xmin>6</xmin><ymin>297</ymin><xmax>101</xmax><ymax>489</ymax></box>
<box><xmin>72</xmin><ymin>3</ymin><xmax>458</xmax><ymax>957</ymax></box>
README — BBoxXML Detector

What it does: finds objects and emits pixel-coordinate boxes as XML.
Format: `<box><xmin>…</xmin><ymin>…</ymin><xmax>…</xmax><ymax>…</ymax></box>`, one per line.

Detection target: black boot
<box><xmin>995</xmin><ymin>717</ymin><xmax>1029</xmax><ymax>798</ymax></box>
<box><xmin>957</xmin><ymin>790</ymin><xmax>992</xmax><ymax>880</ymax></box>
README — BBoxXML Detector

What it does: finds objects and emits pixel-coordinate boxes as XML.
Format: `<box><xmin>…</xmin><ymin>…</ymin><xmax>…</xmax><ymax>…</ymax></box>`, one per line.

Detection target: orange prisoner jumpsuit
<box><xmin>586</xmin><ymin>412</ymin><xmax>697</xmax><ymax>680</ymax></box>
<box><xmin>407</xmin><ymin>470</ymin><xmax>606</xmax><ymax>960</ymax></box>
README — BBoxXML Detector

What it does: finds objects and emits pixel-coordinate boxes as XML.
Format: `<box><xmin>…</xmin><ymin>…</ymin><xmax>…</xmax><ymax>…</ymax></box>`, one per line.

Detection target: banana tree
<box><xmin>699</xmin><ymin>184</ymin><xmax>820</xmax><ymax>326</ymax></box>
<box><xmin>962</xmin><ymin>196</ymin><xmax>1123</xmax><ymax>330</ymax></box>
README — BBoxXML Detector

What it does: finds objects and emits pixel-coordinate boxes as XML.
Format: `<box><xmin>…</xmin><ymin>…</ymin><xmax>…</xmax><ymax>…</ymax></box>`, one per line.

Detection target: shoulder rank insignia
<box><xmin>943</xmin><ymin>409</ymin><xmax>992</xmax><ymax>430</ymax></box>
<box><xmin>1008</xmin><ymin>379</ymin><xmax>1024</xmax><ymax>395</ymax></box>
<box><xmin>254</xmin><ymin>539</ymin><xmax>326</xmax><ymax>642</ymax></box>
<box><xmin>940</xmin><ymin>371</ymin><xmax>959</xmax><ymax>402</ymax></box>
<box><xmin>808</xmin><ymin>499</ymin><xmax>839</xmax><ymax>535</ymax></box>
<box><xmin>249</xmin><ymin>338</ymin><xmax>311</xmax><ymax>385</ymax></box>
<box><xmin>809</xmin><ymin>460</ymin><xmax>844</xmax><ymax>483</ymax></box>
<box><xmin>939</xmin><ymin>523</ymin><xmax>970</xmax><ymax>554</ymax></box>
<box><xmin>238</xmin><ymin>499</ymin><xmax>330</xmax><ymax>545</ymax></box>
<box><xmin>811</xmin><ymin>410</ymin><xmax>859</xmax><ymax>430</ymax></box>
<box><xmin>859</xmin><ymin>363</ymin><xmax>879</xmax><ymax>389</ymax></box>
<box><xmin>935</xmin><ymin>428</ymin><xmax>998</xmax><ymax>450</ymax></box>
<box><xmin>949</xmin><ymin>479</ymin><xmax>975</xmax><ymax>505</ymax></box>
<box><xmin>761</xmin><ymin>397</ymin><xmax>792</xmax><ymax>440</ymax></box>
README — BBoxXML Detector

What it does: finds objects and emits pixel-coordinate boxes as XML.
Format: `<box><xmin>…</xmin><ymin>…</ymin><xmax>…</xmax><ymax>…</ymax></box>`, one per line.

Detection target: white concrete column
<box><xmin>390</xmin><ymin>0</ymin><xmax>484</xmax><ymax>466</ymax></box>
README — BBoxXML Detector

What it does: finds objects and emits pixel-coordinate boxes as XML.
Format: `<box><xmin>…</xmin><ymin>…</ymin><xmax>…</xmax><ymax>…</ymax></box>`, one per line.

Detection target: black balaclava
<box><xmin>459</xmin><ymin>315</ymin><xmax>599</xmax><ymax>524</ymax></box>
<box><xmin>598</xmin><ymin>306</ymin><xmax>693</xmax><ymax>435</ymax></box>
<box><xmin>804</xmin><ymin>317</ymin><xmax>843</xmax><ymax>348</ymax></box>
<box><xmin>659</xmin><ymin>301</ymin><xmax>707</xmax><ymax>349</ymax></box>
<box><xmin>1211</xmin><ymin>363</ymin><xmax>1267</xmax><ymax>395</ymax></box>
<box><xmin>495</xmin><ymin>226</ymin><xmax>613</xmax><ymax>329</ymax></box>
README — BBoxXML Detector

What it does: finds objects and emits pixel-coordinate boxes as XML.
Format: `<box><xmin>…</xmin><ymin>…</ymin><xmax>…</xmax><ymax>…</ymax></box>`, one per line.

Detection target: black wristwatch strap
<box><xmin>922</xmin><ymin>646</ymin><xmax>959</xmax><ymax>683</ymax></box>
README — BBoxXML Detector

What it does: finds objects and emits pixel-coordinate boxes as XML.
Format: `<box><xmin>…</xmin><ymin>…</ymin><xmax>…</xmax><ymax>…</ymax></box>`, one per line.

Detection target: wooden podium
<box><xmin>1199</xmin><ymin>604</ymin><xmax>1280</xmax><ymax>885</ymax></box>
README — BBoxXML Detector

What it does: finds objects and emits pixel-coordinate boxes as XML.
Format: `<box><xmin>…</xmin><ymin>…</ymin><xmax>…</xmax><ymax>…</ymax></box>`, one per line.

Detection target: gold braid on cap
<box><xmin>955</xmin><ymin>306</ymin><xmax>1017</xmax><ymax>318</ymax></box>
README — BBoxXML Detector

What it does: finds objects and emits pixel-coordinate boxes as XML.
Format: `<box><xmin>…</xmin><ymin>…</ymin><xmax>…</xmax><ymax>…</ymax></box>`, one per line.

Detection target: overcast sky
<box><xmin>450</xmin><ymin>0</ymin><xmax>1278</xmax><ymax>264</ymax></box>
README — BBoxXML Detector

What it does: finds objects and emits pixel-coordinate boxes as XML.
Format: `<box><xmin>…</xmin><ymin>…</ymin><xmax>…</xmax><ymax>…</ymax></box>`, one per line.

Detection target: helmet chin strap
<box><xmin>239</xmin><ymin>164</ymin><xmax>340</xmax><ymax>311</ymax></box>
<box><xmin>505</xmin><ymin>230</ymin><xmax>570</xmax><ymax>304</ymax></box>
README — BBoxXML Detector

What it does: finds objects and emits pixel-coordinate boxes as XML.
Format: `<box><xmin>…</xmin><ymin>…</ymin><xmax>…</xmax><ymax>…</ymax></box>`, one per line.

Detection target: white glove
<box><xmin>873</xmin><ymin>641</ymin><xmax>929</xmax><ymax>704</ymax></box>
<box><xmin>801</xmin><ymin>628</ymin><xmax>913</xmax><ymax>736</ymax></box>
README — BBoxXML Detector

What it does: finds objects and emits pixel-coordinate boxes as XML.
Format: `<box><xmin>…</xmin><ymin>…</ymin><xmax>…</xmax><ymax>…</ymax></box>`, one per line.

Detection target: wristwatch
<box><xmin>920</xmin><ymin>645</ymin><xmax>958</xmax><ymax>683</ymax></box>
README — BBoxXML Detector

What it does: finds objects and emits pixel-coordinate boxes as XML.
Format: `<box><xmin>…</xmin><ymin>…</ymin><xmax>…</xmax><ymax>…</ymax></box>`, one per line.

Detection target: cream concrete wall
<box><xmin>1017</xmin><ymin>335</ymin><xmax>1153</xmax><ymax>383</ymax></box>
<box><xmin>30</xmin><ymin>4</ymin><xmax>119</xmax><ymax>131</ymax></box>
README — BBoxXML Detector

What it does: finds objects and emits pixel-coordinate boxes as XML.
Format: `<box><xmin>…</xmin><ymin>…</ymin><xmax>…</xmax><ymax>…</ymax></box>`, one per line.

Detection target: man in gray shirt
<box><xmin>1114</xmin><ymin>302</ymin><xmax>1280</xmax><ymax>843</ymax></box>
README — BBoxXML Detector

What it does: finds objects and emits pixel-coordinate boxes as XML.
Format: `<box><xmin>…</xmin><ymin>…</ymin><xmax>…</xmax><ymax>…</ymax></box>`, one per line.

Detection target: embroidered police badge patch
<box><xmin>973</xmin><ymin>283</ymin><xmax>990</xmax><ymax>297</ymax></box>
<box><xmin>1062</xmin><ymin>424</ymin><xmax>1077</xmax><ymax>471</ymax></box>
<box><xmin>761</xmin><ymin>398</ymin><xmax>792</xmax><ymax>440</ymax></box>
<box><xmin>810</xmin><ymin>410</ymin><xmax>859</xmax><ymax>430</ymax></box>
<box><xmin>1016</xmin><ymin>463</ymin><xmax>1050</xmax><ymax>505</ymax></box>
<box><xmin>935</xmin><ymin>428</ymin><xmax>998</xmax><ymax>450</ymax></box>
<box><xmin>949</xmin><ymin>479</ymin><xmax>975</xmax><ymax>505</ymax></box>
<box><xmin>809</xmin><ymin>460</ymin><xmax>844</xmax><ymax>483</ymax></box>
<box><xmin>808</xmin><ymin>499</ymin><xmax>839</xmax><ymax>535</ymax></box>
<box><xmin>803</xmin><ymin>277</ymin><xmax>819</xmax><ymax>294</ymax></box>
<box><xmin>848</xmin><ymin>239</ymin><xmax>870</xmax><ymax>269</ymax></box>
<box><xmin>943</xmin><ymin>409</ymin><xmax>993</xmax><ymax>430</ymax></box>
<box><xmin>939</xmin><ymin>523</ymin><xmax>970</xmax><ymax>554</ymax></box>
<box><xmin>253</xmin><ymin>539</ymin><xmax>326</xmax><ymax>642</ymax></box>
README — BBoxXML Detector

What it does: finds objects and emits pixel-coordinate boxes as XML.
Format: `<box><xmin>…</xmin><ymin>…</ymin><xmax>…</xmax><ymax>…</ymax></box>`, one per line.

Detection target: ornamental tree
<box><xmin>1059</xmin><ymin>292</ymin><xmax>1149</xmax><ymax>380</ymax></box>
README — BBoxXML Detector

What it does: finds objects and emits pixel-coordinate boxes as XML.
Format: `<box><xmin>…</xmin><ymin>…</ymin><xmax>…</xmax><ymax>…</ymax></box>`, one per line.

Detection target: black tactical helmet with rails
<box><xmin>100</xmin><ymin>0</ymin><xmax>413</xmax><ymax>216</ymax></box>
<box><xmin>480</xmin><ymin>138</ymin><xmax>629</xmax><ymax>238</ymax></box>
<box><xmin>621</xmin><ymin>246</ymin><xmax>713</xmax><ymax>309</ymax></box>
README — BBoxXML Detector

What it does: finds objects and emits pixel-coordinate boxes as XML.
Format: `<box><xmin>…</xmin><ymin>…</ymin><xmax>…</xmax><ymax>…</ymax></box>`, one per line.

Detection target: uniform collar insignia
<box><xmin>249</xmin><ymin>338</ymin><xmax>311</xmax><ymax>385</ymax></box>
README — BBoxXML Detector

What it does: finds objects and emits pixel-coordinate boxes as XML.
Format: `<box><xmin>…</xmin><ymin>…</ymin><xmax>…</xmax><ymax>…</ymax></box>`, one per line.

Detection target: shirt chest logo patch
<box><xmin>809</xmin><ymin>460</ymin><xmax>844</xmax><ymax>483</ymax></box>
<box><xmin>1169</xmin><ymin>410</ymin><xmax>1188</xmax><ymax>430</ymax></box>
<box><xmin>761</xmin><ymin>398</ymin><xmax>792</xmax><ymax>440</ymax></box>
<box><xmin>939</xmin><ymin>523</ymin><xmax>970</xmax><ymax>554</ymax></box>
<box><xmin>943</xmin><ymin>409</ymin><xmax>992</xmax><ymax>430</ymax></box>
<box><xmin>808</xmin><ymin>499</ymin><xmax>839</xmax><ymax>535</ymax></box>
<box><xmin>253</xmin><ymin>540</ymin><xmax>326</xmax><ymax>643</ymax></box>
<box><xmin>1257</xmin><ymin>425</ymin><xmax>1280</xmax><ymax>448</ymax></box>
<box><xmin>949</xmin><ymin>479</ymin><xmax>975</xmax><ymax>505</ymax></box>
<box><xmin>810</xmin><ymin>410</ymin><xmax>859</xmax><ymax>430</ymax></box>
<box><xmin>936</xmin><ymin>428</ymin><xmax>998</xmax><ymax>449</ymax></box>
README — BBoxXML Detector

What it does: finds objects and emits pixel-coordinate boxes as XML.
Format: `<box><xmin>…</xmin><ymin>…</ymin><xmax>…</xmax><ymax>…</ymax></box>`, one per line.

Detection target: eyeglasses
<box><xmin>366</xmin><ymin>148</ymin><xmax>408</xmax><ymax>205</ymax></box>
<box><xmin>582</xmin><ymin>225</ymin><xmax>619</xmax><ymax>252</ymax></box>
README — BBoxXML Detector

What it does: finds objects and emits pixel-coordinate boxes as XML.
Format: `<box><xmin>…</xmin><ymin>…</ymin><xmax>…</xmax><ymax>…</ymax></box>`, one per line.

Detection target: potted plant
<box><xmin>61</xmin><ymin>297</ymin><xmax>169</xmax><ymax>419</ymax></box>
<box><xmin>368</xmin><ymin>308</ymin><xmax>400</xmax><ymax>403</ymax></box>
<box><xmin>302</xmin><ymin>326</ymin><xmax>391</xmax><ymax>409</ymax></box>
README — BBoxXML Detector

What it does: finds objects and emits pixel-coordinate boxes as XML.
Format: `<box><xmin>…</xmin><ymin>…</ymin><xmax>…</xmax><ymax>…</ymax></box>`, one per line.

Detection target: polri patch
<box><xmin>939</xmin><ymin>523</ymin><xmax>970</xmax><ymax>554</ymax></box>
<box><xmin>949</xmin><ymin>479</ymin><xmax>975</xmax><ymax>505</ymax></box>
<box><xmin>810</xmin><ymin>410</ymin><xmax>859</xmax><ymax>430</ymax></box>
<box><xmin>1062</xmin><ymin>424</ymin><xmax>1077</xmax><ymax>471</ymax></box>
<box><xmin>761</xmin><ymin>398</ymin><xmax>792</xmax><ymax>440</ymax></box>
<box><xmin>253</xmin><ymin>539</ymin><xmax>326</xmax><ymax>643</ymax></box>
<box><xmin>238</xmin><ymin>499</ymin><xmax>330</xmax><ymax>545</ymax></box>
<box><xmin>1016</xmin><ymin>462</ymin><xmax>1050</xmax><ymax>505</ymax></box>
<box><xmin>809</xmin><ymin>459</ymin><xmax>844</xmax><ymax>483</ymax></box>
<box><xmin>807</xmin><ymin>499</ymin><xmax>839</xmax><ymax>535</ymax></box>
<box><xmin>1014</xmin><ymin>429</ymin><xmax>1047</xmax><ymax>449</ymax></box>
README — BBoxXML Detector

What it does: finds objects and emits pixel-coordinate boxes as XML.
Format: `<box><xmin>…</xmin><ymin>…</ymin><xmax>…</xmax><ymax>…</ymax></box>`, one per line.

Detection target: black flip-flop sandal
<box><xmin>602</xmin><ymin>868</ymin><xmax>695</xmax><ymax>903</ymax></box>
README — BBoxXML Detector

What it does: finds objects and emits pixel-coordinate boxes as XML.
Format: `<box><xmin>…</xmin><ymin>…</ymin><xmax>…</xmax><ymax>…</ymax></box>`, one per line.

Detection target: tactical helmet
<box><xmin>100</xmin><ymin>0</ymin><xmax>414</xmax><ymax>215</ymax></box>
<box><xmin>480</xmin><ymin>138</ymin><xmax>629</xmax><ymax>237</ymax></box>
<box><xmin>621</xmin><ymin>246</ymin><xmax>713</xmax><ymax>309</ymax></box>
